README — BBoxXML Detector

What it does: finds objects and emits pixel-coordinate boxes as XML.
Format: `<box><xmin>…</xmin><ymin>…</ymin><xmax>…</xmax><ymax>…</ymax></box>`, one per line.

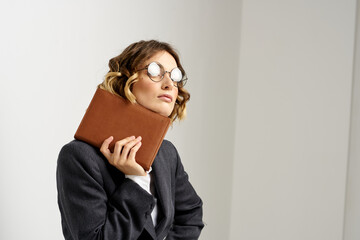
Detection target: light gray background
<box><xmin>0</xmin><ymin>0</ymin><xmax>359</xmax><ymax>240</ymax></box>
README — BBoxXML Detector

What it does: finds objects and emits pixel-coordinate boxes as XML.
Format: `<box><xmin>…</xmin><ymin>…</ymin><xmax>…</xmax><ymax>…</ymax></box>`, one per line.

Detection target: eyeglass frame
<box><xmin>136</xmin><ymin>61</ymin><xmax>188</xmax><ymax>87</ymax></box>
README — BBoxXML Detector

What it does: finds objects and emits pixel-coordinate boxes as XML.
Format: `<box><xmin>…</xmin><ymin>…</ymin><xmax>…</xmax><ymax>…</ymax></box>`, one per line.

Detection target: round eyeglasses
<box><xmin>138</xmin><ymin>61</ymin><xmax>187</xmax><ymax>87</ymax></box>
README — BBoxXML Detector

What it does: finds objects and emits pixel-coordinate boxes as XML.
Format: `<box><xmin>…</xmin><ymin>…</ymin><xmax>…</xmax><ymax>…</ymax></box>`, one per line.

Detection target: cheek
<box><xmin>133</xmin><ymin>78</ymin><xmax>153</xmax><ymax>97</ymax></box>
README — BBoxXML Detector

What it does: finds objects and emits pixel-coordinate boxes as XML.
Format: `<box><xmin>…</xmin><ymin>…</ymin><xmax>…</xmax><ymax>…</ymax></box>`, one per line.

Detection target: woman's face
<box><xmin>132</xmin><ymin>51</ymin><xmax>179</xmax><ymax>117</ymax></box>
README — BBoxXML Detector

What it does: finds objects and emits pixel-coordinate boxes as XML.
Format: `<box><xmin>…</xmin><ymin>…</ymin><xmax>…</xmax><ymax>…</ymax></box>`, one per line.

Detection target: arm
<box><xmin>56</xmin><ymin>142</ymin><xmax>155</xmax><ymax>240</ymax></box>
<box><xmin>166</xmin><ymin>146</ymin><xmax>204</xmax><ymax>240</ymax></box>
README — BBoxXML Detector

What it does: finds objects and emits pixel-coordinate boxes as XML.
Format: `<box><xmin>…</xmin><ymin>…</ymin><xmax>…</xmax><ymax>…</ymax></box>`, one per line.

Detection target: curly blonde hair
<box><xmin>97</xmin><ymin>40</ymin><xmax>190</xmax><ymax>124</ymax></box>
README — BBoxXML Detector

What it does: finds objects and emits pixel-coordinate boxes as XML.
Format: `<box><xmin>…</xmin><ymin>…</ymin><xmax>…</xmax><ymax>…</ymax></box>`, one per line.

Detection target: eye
<box><xmin>147</xmin><ymin>62</ymin><xmax>161</xmax><ymax>77</ymax></box>
<box><xmin>171</xmin><ymin>68</ymin><xmax>182</xmax><ymax>82</ymax></box>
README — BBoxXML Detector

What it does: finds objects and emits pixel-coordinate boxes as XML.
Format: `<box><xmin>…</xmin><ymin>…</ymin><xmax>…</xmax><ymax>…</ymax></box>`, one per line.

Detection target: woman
<box><xmin>56</xmin><ymin>40</ymin><xmax>204</xmax><ymax>240</ymax></box>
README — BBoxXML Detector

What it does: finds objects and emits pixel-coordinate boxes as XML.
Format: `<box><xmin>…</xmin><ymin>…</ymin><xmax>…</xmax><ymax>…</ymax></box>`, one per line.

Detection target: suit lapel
<box><xmin>143</xmin><ymin>217</ymin><xmax>156</xmax><ymax>239</ymax></box>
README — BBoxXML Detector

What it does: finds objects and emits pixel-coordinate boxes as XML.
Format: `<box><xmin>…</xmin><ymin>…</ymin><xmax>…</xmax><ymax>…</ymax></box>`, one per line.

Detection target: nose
<box><xmin>161</xmin><ymin>72</ymin><xmax>174</xmax><ymax>89</ymax></box>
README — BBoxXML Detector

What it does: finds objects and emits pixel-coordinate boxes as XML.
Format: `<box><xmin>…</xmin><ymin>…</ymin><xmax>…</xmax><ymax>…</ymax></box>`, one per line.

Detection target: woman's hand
<box><xmin>100</xmin><ymin>135</ymin><xmax>146</xmax><ymax>176</ymax></box>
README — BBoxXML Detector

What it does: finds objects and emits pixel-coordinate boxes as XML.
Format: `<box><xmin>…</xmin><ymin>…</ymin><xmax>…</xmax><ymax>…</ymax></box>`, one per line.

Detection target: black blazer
<box><xmin>56</xmin><ymin>139</ymin><xmax>204</xmax><ymax>240</ymax></box>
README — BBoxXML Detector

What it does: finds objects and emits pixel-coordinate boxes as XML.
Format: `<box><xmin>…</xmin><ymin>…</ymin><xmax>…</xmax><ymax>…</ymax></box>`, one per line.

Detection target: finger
<box><xmin>113</xmin><ymin>136</ymin><xmax>136</xmax><ymax>156</ymax></box>
<box><xmin>128</xmin><ymin>141</ymin><xmax>142</xmax><ymax>162</ymax></box>
<box><xmin>120</xmin><ymin>136</ymin><xmax>142</xmax><ymax>160</ymax></box>
<box><xmin>113</xmin><ymin>136</ymin><xmax>137</xmax><ymax>166</ymax></box>
<box><xmin>100</xmin><ymin>136</ymin><xmax>114</xmax><ymax>159</ymax></box>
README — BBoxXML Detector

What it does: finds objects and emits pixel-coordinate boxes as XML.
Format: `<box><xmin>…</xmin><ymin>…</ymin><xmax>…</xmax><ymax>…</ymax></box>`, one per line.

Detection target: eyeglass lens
<box><xmin>147</xmin><ymin>62</ymin><xmax>183</xmax><ymax>83</ymax></box>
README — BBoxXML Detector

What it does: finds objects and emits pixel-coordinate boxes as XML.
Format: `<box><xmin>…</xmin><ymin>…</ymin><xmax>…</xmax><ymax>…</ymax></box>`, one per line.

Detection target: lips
<box><xmin>158</xmin><ymin>94</ymin><xmax>173</xmax><ymax>102</ymax></box>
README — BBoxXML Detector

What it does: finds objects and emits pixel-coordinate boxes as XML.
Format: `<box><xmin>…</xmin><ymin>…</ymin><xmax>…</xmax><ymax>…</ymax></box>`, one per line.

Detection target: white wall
<box><xmin>0</xmin><ymin>0</ymin><xmax>240</xmax><ymax>239</ymax></box>
<box><xmin>230</xmin><ymin>1</ymin><xmax>357</xmax><ymax>240</ymax></box>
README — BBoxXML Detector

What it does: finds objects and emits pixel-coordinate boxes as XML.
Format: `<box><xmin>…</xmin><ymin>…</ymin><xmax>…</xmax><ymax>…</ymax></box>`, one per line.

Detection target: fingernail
<box><xmin>137</xmin><ymin>136</ymin><xmax>142</xmax><ymax>140</ymax></box>
<box><xmin>130</xmin><ymin>136</ymin><xmax>135</xmax><ymax>139</ymax></box>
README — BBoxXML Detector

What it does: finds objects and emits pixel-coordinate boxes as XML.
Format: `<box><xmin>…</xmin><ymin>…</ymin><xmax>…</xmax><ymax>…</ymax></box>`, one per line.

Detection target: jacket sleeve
<box><xmin>56</xmin><ymin>142</ymin><xmax>155</xmax><ymax>240</ymax></box>
<box><xmin>166</xmin><ymin>145</ymin><xmax>204</xmax><ymax>240</ymax></box>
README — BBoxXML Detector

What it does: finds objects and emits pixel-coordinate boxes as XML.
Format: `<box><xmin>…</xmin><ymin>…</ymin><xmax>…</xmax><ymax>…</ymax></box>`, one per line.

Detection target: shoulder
<box><xmin>59</xmin><ymin>139</ymin><xmax>98</xmax><ymax>155</ymax></box>
<box><xmin>155</xmin><ymin>139</ymin><xmax>182</xmax><ymax>171</ymax></box>
<box><xmin>158</xmin><ymin>139</ymin><xmax>179</xmax><ymax>157</ymax></box>
<box><xmin>57</xmin><ymin>139</ymin><xmax>105</xmax><ymax>172</ymax></box>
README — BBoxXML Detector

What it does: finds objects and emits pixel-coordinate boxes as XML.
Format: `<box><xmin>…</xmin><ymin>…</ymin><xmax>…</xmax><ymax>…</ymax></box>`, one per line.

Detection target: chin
<box><xmin>154</xmin><ymin>105</ymin><xmax>173</xmax><ymax>117</ymax></box>
<box><xmin>158</xmin><ymin>111</ymin><xmax>171</xmax><ymax>118</ymax></box>
<box><xmin>139</xmin><ymin>102</ymin><xmax>173</xmax><ymax>117</ymax></box>
<box><xmin>145</xmin><ymin>107</ymin><xmax>169</xmax><ymax>117</ymax></box>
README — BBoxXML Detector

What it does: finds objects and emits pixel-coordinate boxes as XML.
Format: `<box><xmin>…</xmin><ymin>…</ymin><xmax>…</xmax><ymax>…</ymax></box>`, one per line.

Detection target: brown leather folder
<box><xmin>74</xmin><ymin>87</ymin><xmax>171</xmax><ymax>171</ymax></box>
